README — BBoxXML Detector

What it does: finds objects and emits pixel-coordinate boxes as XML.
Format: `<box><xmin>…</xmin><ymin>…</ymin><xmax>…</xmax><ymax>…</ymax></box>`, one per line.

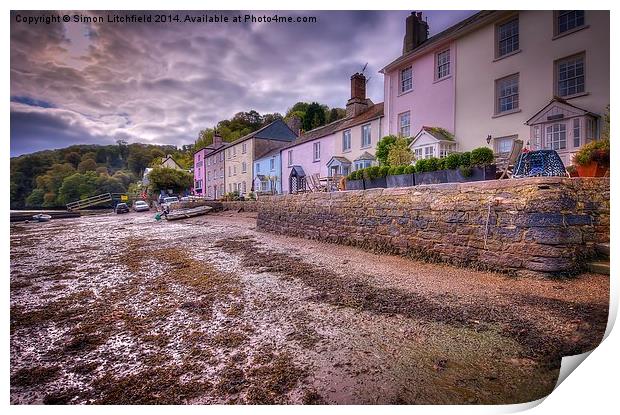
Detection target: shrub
<box><xmin>392</xmin><ymin>165</ymin><xmax>406</xmax><ymax>175</ymax></box>
<box><xmin>375</xmin><ymin>135</ymin><xmax>398</xmax><ymax>165</ymax></box>
<box><xmin>388</xmin><ymin>166</ymin><xmax>398</xmax><ymax>176</ymax></box>
<box><xmin>404</xmin><ymin>165</ymin><xmax>416</xmax><ymax>174</ymax></box>
<box><xmin>378</xmin><ymin>166</ymin><xmax>390</xmax><ymax>178</ymax></box>
<box><xmin>459</xmin><ymin>152</ymin><xmax>471</xmax><ymax>167</ymax></box>
<box><xmin>415</xmin><ymin>158</ymin><xmax>429</xmax><ymax>173</ymax></box>
<box><xmin>470</xmin><ymin>147</ymin><xmax>495</xmax><ymax>166</ymax></box>
<box><xmin>386</xmin><ymin>137</ymin><xmax>414</xmax><ymax>166</ymax></box>
<box><xmin>444</xmin><ymin>153</ymin><xmax>461</xmax><ymax>170</ymax></box>
<box><xmin>426</xmin><ymin>157</ymin><xmax>441</xmax><ymax>172</ymax></box>
<box><xmin>436</xmin><ymin>158</ymin><xmax>446</xmax><ymax>170</ymax></box>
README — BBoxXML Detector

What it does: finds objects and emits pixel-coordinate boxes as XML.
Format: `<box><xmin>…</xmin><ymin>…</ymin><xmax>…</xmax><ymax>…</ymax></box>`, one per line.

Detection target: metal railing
<box><xmin>66</xmin><ymin>193</ymin><xmax>112</xmax><ymax>211</ymax></box>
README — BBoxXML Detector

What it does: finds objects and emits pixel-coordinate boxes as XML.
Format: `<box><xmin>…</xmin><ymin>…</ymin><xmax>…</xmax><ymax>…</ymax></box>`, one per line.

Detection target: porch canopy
<box><xmin>288</xmin><ymin>165</ymin><xmax>307</xmax><ymax>194</ymax></box>
<box><xmin>326</xmin><ymin>156</ymin><xmax>351</xmax><ymax>175</ymax></box>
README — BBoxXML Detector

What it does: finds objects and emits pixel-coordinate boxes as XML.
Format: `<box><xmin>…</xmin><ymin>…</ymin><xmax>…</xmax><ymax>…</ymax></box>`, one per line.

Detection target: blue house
<box><xmin>253</xmin><ymin>148</ymin><xmax>282</xmax><ymax>195</ymax></box>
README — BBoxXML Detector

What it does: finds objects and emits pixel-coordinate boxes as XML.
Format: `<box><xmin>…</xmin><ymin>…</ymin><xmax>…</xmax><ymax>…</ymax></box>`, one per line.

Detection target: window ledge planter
<box><xmin>346</xmin><ymin>179</ymin><xmax>365</xmax><ymax>191</ymax></box>
<box><xmin>386</xmin><ymin>173</ymin><xmax>415</xmax><ymax>188</ymax></box>
<box><xmin>575</xmin><ymin>162</ymin><xmax>608</xmax><ymax>177</ymax></box>
<box><xmin>414</xmin><ymin>170</ymin><xmax>448</xmax><ymax>185</ymax></box>
<box><xmin>445</xmin><ymin>164</ymin><xmax>497</xmax><ymax>183</ymax></box>
<box><xmin>364</xmin><ymin>177</ymin><xmax>388</xmax><ymax>189</ymax></box>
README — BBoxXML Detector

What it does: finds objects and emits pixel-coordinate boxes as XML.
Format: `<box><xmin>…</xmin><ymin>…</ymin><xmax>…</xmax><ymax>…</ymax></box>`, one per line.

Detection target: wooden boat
<box><xmin>32</xmin><ymin>214</ymin><xmax>52</xmax><ymax>222</ymax></box>
<box><xmin>164</xmin><ymin>205</ymin><xmax>212</xmax><ymax>221</ymax></box>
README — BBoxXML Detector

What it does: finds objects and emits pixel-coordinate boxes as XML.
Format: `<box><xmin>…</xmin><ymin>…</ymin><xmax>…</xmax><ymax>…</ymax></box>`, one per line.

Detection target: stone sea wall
<box><xmin>255</xmin><ymin>177</ymin><xmax>609</xmax><ymax>276</ymax></box>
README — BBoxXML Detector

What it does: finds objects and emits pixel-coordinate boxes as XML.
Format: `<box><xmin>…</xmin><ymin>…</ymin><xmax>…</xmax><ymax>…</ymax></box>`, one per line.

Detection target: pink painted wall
<box><xmin>193</xmin><ymin>149</ymin><xmax>207</xmax><ymax>196</ymax></box>
<box><xmin>281</xmin><ymin>134</ymin><xmax>336</xmax><ymax>194</ymax></box>
<box><xmin>384</xmin><ymin>42</ymin><xmax>456</xmax><ymax>137</ymax></box>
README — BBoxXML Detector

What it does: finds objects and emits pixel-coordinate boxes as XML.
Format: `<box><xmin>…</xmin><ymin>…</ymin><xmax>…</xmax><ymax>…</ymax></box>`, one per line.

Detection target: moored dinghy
<box><xmin>32</xmin><ymin>214</ymin><xmax>52</xmax><ymax>222</ymax></box>
<box><xmin>164</xmin><ymin>205</ymin><xmax>212</xmax><ymax>221</ymax></box>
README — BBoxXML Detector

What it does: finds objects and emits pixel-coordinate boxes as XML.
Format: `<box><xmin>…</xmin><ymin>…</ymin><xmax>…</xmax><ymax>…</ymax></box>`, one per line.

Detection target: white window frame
<box><xmin>342</xmin><ymin>130</ymin><xmax>351</xmax><ymax>152</ymax></box>
<box><xmin>424</xmin><ymin>146</ymin><xmax>435</xmax><ymax>159</ymax></box>
<box><xmin>496</xmin><ymin>17</ymin><xmax>519</xmax><ymax>58</ymax></box>
<box><xmin>556</xmin><ymin>53</ymin><xmax>585</xmax><ymax>98</ymax></box>
<box><xmin>436</xmin><ymin>49</ymin><xmax>450</xmax><ymax>80</ymax></box>
<box><xmin>361</xmin><ymin>124</ymin><xmax>371</xmax><ymax>148</ymax></box>
<box><xmin>287</xmin><ymin>150</ymin><xmax>293</xmax><ymax>166</ymax></box>
<box><xmin>313</xmin><ymin>142</ymin><xmax>321</xmax><ymax>162</ymax></box>
<box><xmin>495</xmin><ymin>136</ymin><xmax>515</xmax><ymax>154</ymax></box>
<box><xmin>555</xmin><ymin>11</ymin><xmax>586</xmax><ymax>36</ymax></box>
<box><xmin>546</xmin><ymin>124</ymin><xmax>567</xmax><ymax>150</ymax></box>
<box><xmin>241</xmin><ymin>161</ymin><xmax>247</xmax><ymax>173</ymax></box>
<box><xmin>495</xmin><ymin>73</ymin><xmax>519</xmax><ymax>114</ymax></box>
<box><xmin>400</xmin><ymin>66</ymin><xmax>413</xmax><ymax>93</ymax></box>
<box><xmin>398</xmin><ymin>111</ymin><xmax>411</xmax><ymax>138</ymax></box>
<box><xmin>573</xmin><ymin>118</ymin><xmax>581</xmax><ymax>148</ymax></box>
<box><xmin>270</xmin><ymin>157</ymin><xmax>275</xmax><ymax>171</ymax></box>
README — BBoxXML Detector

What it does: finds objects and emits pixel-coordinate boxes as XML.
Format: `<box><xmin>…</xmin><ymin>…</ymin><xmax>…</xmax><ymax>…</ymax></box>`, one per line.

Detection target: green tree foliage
<box><xmin>375</xmin><ymin>135</ymin><xmax>398</xmax><ymax>165</ymax></box>
<box><xmin>328</xmin><ymin>108</ymin><xmax>346</xmax><ymax>123</ymax></box>
<box><xmin>147</xmin><ymin>167</ymin><xmax>193</xmax><ymax>194</ymax></box>
<box><xmin>58</xmin><ymin>171</ymin><xmax>99</xmax><ymax>204</ymax></box>
<box><xmin>303</xmin><ymin>102</ymin><xmax>327</xmax><ymax>131</ymax></box>
<box><xmin>64</xmin><ymin>152</ymin><xmax>82</xmax><ymax>168</ymax></box>
<box><xmin>77</xmin><ymin>158</ymin><xmax>98</xmax><ymax>173</ymax></box>
<box><xmin>387</xmin><ymin>137</ymin><xmax>413</xmax><ymax>166</ymax></box>
<box><xmin>11</xmin><ymin>142</ymin><xmax>179</xmax><ymax>208</ymax></box>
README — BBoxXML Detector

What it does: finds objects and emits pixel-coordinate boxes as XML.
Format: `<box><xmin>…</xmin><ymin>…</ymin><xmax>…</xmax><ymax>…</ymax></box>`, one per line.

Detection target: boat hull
<box><xmin>165</xmin><ymin>206</ymin><xmax>212</xmax><ymax>221</ymax></box>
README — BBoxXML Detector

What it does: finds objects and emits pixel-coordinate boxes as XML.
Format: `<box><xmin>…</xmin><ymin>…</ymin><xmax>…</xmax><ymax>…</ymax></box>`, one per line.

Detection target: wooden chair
<box><xmin>498</xmin><ymin>139</ymin><xmax>524</xmax><ymax>179</ymax></box>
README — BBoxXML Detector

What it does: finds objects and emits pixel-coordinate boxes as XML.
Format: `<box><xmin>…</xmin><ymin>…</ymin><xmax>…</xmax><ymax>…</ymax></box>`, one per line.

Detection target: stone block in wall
<box><xmin>524</xmin><ymin>227</ymin><xmax>582</xmax><ymax>245</ymax></box>
<box><xmin>514</xmin><ymin>212</ymin><xmax>565</xmax><ymax>227</ymax></box>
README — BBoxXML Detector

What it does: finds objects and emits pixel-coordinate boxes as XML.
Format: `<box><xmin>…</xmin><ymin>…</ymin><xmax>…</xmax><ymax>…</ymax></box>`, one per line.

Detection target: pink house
<box><xmin>193</xmin><ymin>134</ymin><xmax>225</xmax><ymax>197</ymax></box>
<box><xmin>281</xmin><ymin>73</ymin><xmax>384</xmax><ymax>194</ymax></box>
<box><xmin>381</xmin><ymin>12</ymin><xmax>456</xmax><ymax>154</ymax></box>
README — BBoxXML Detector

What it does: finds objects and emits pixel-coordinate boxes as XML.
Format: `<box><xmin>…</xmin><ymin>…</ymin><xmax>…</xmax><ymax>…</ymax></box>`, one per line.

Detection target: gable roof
<box><xmin>526</xmin><ymin>97</ymin><xmax>600</xmax><ymax>125</ymax></box>
<box><xmin>228</xmin><ymin>118</ymin><xmax>297</xmax><ymax>148</ymax></box>
<box><xmin>380</xmin><ymin>10</ymin><xmax>502</xmax><ymax>73</ymax></box>
<box><xmin>410</xmin><ymin>126</ymin><xmax>455</xmax><ymax>147</ymax></box>
<box><xmin>326</xmin><ymin>156</ymin><xmax>352</xmax><ymax>167</ymax></box>
<box><xmin>160</xmin><ymin>155</ymin><xmax>183</xmax><ymax>169</ymax></box>
<box><xmin>194</xmin><ymin>141</ymin><xmax>226</xmax><ymax>155</ymax></box>
<box><xmin>281</xmin><ymin>102</ymin><xmax>384</xmax><ymax>151</ymax></box>
<box><xmin>355</xmin><ymin>151</ymin><xmax>376</xmax><ymax>161</ymax></box>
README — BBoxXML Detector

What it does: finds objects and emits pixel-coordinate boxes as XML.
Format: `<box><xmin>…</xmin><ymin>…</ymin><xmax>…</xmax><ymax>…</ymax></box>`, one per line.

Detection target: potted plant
<box><xmin>573</xmin><ymin>137</ymin><xmax>610</xmax><ymax>177</ymax></box>
<box><xmin>445</xmin><ymin>148</ymin><xmax>496</xmax><ymax>182</ymax></box>
<box><xmin>363</xmin><ymin>166</ymin><xmax>388</xmax><ymax>189</ymax></box>
<box><xmin>414</xmin><ymin>157</ymin><xmax>448</xmax><ymax>185</ymax></box>
<box><xmin>345</xmin><ymin>169</ymin><xmax>365</xmax><ymax>190</ymax></box>
<box><xmin>386</xmin><ymin>164</ymin><xmax>415</xmax><ymax>188</ymax></box>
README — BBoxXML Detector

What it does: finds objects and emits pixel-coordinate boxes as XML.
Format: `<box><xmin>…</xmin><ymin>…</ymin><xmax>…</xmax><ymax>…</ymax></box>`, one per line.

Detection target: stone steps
<box><xmin>596</xmin><ymin>243</ymin><xmax>610</xmax><ymax>258</ymax></box>
<box><xmin>587</xmin><ymin>261</ymin><xmax>610</xmax><ymax>275</ymax></box>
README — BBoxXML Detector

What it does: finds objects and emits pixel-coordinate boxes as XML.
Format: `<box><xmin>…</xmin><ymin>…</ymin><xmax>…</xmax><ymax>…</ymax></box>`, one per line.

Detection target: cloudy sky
<box><xmin>10</xmin><ymin>10</ymin><xmax>476</xmax><ymax>156</ymax></box>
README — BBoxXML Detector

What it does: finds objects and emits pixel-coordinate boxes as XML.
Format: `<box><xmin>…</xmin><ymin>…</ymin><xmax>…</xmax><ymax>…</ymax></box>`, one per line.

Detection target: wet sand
<box><xmin>10</xmin><ymin>211</ymin><xmax>609</xmax><ymax>404</ymax></box>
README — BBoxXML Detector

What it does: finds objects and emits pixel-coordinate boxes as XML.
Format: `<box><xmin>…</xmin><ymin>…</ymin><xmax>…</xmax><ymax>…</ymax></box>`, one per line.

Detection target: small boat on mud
<box><xmin>32</xmin><ymin>214</ymin><xmax>52</xmax><ymax>222</ymax></box>
<box><xmin>164</xmin><ymin>205</ymin><xmax>212</xmax><ymax>221</ymax></box>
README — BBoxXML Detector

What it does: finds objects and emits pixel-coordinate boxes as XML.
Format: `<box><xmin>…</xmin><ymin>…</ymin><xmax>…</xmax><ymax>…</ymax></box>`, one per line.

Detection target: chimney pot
<box><xmin>403</xmin><ymin>11</ymin><xmax>429</xmax><ymax>54</ymax></box>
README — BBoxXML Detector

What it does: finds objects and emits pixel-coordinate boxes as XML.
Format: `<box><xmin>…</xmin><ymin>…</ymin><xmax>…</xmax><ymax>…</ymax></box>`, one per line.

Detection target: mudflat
<box><xmin>10</xmin><ymin>211</ymin><xmax>609</xmax><ymax>404</ymax></box>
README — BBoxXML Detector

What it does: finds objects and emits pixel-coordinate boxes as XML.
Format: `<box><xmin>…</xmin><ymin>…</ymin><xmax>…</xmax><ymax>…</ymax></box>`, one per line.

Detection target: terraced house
<box><xmin>382</xmin><ymin>10</ymin><xmax>610</xmax><ymax>165</ymax></box>
<box><xmin>224</xmin><ymin>119</ymin><xmax>297</xmax><ymax>197</ymax></box>
<box><xmin>193</xmin><ymin>133</ymin><xmax>226</xmax><ymax>199</ymax></box>
<box><xmin>281</xmin><ymin>73</ymin><xmax>384</xmax><ymax>194</ymax></box>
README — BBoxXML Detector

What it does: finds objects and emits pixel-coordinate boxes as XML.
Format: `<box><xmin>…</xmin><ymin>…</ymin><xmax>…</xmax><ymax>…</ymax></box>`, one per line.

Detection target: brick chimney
<box><xmin>213</xmin><ymin>132</ymin><xmax>223</xmax><ymax>146</ymax></box>
<box><xmin>346</xmin><ymin>73</ymin><xmax>369</xmax><ymax>118</ymax></box>
<box><xmin>403</xmin><ymin>11</ymin><xmax>429</xmax><ymax>54</ymax></box>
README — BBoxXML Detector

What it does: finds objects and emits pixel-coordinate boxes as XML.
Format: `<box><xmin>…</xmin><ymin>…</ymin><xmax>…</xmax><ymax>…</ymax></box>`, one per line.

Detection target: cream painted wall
<box><xmin>224</xmin><ymin>139</ymin><xmax>254</xmax><ymax>195</ymax></box>
<box><xmin>454</xmin><ymin>10</ymin><xmax>609</xmax><ymax>157</ymax></box>
<box><xmin>333</xmin><ymin>117</ymin><xmax>383</xmax><ymax>165</ymax></box>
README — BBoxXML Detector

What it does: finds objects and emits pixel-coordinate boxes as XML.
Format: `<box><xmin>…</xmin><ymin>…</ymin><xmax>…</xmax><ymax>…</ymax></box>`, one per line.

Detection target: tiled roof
<box><xmin>381</xmin><ymin>10</ymin><xmax>500</xmax><ymax>73</ymax></box>
<box><xmin>422</xmin><ymin>126</ymin><xmax>455</xmax><ymax>141</ymax></box>
<box><xmin>282</xmin><ymin>102</ymin><xmax>384</xmax><ymax>150</ymax></box>
<box><xmin>355</xmin><ymin>151</ymin><xmax>376</xmax><ymax>161</ymax></box>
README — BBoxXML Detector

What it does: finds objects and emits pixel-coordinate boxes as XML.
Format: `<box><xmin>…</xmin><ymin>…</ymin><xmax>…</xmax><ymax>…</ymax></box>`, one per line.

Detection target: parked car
<box><xmin>162</xmin><ymin>196</ymin><xmax>179</xmax><ymax>208</ymax></box>
<box><xmin>115</xmin><ymin>203</ymin><xmax>130</xmax><ymax>214</ymax></box>
<box><xmin>133</xmin><ymin>200</ymin><xmax>150</xmax><ymax>212</ymax></box>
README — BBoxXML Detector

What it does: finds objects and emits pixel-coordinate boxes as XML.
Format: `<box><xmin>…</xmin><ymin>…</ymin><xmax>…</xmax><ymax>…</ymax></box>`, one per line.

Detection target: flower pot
<box><xmin>386</xmin><ymin>173</ymin><xmax>415</xmax><ymax>188</ymax></box>
<box><xmin>445</xmin><ymin>164</ymin><xmax>497</xmax><ymax>183</ymax></box>
<box><xmin>364</xmin><ymin>177</ymin><xmax>387</xmax><ymax>189</ymax></box>
<box><xmin>345</xmin><ymin>179</ymin><xmax>365</xmax><ymax>191</ymax></box>
<box><xmin>576</xmin><ymin>162</ymin><xmax>608</xmax><ymax>177</ymax></box>
<box><xmin>414</xmin><ymin>170</ymin><xmax>448</xmax><ymax>185</ymax></box>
